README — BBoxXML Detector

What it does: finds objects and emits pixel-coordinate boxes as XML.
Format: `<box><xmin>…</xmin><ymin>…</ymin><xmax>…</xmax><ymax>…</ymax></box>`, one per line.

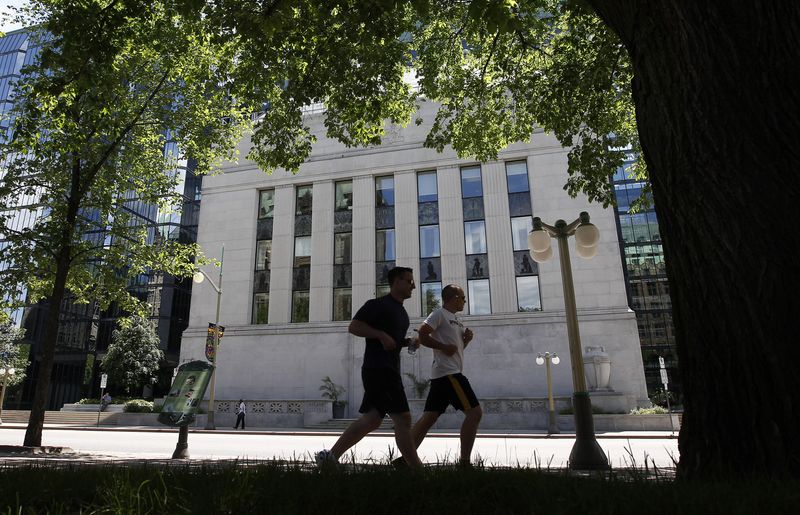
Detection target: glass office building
<box><xmin>611</xmin><ymin>156</ymin><xmax>680</xmax><ymax>400</ymax></box>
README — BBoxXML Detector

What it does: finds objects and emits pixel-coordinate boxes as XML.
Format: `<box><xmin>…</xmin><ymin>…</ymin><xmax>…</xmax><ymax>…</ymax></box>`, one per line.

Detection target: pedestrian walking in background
<box><xmin>234</xmin><ymin>399</ymin><xmax>246</xmax><ymax>429</ymax></box>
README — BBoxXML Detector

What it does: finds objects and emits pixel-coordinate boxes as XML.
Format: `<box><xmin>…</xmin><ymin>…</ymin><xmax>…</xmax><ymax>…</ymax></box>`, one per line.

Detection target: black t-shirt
<box><xmin>353</xmin><ymin>295</ymin><xmax>410</xmax><ymax>372</ymax></box>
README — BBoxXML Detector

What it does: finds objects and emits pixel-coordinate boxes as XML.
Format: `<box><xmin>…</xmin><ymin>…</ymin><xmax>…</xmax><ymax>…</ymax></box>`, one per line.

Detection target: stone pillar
<box><xmin>351</xmin><ymin>175</ymin><xmax>376</xmax><ymax>308</ymax></box>
<box><xmin>268</xmin><ymin>184</ymin><xmax>295</xmax><ymax>324</ymax></box>
<box><xmin>394</xmin><ymin>170</ymin><xmax>421</xmax><ymax>318</ymax></box>
<box><xmin>310</xmin><ymin>180</ymin><xmax>334</xmax><ymax>321</ymax></box>
<box><xmin>483</xmin><ymin>161</ymin><xmax>516</xmax><ymax>313</ymax></box>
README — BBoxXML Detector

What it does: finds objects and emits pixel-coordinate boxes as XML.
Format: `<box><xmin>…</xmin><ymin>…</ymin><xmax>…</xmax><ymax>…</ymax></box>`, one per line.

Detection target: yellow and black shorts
<box><xmin>424</xmin><ymin>373</ymin><xmax>480</xmax><ymax>414</ymax></box>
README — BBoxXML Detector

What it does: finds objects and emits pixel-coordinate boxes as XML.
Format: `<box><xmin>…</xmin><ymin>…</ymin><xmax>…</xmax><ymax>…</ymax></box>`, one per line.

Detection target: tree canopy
<box><xmin>101</xmin><ymin>315</ymin><xmax>163</xmax><ymax>395</ymax></box>
<box><xmin>0</xmin><ymin>0</ymin><xmax>252</xmax><ymax>446</ymax></box>
<box><xmin>0</xmin><ymin>324</ymin><xmax>29</xmax><ymax>388</ymax></box>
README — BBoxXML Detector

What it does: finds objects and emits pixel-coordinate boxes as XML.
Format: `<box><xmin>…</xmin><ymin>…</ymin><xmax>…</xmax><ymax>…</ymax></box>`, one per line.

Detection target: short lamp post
<box><xmin>528</xmin><ymin>211</ymin><xmax>610</xmax><ymax>470</ymax></box>
<box><xmin>193</xmin><ymin>249</ymin><xmax>224</xmax><ymax>430</ymax></box>
<box><xmin>0</xmin><ymin>366</ymin><xmax>15</xmax><ymax>425</ymax></box>
<box><xmin>536</xmin><ymin>352</ymin><xmax>560</xmax><ymax>435</ymax></box>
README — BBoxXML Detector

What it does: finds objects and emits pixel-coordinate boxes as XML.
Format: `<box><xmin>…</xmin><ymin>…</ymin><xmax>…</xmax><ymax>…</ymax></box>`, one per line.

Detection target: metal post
<box><xmin>0</xmin><ymin>369</ymin><xmax>9</xmax><ymax>425</ymax></box>
<box><xmin>545</xmin><ymin>355</ymin><xmax>559</xmax><ymax>435</ymax></box>
<box><xmin>172</xmin><ymin>425</ymin><xmax>189</xmax><ymax>459</ymax></box>
<box><xmin>96</xmin><ymin>388</ymin><xmax>104</xmax><ymax>427</ymax></box>
<box><xmin>205</xmin><ymin>247</ymin><xmax>224</xmax><ymax>430</ymax></box>
<box><xmin>554</xmin><ymin>222</ymin><xmax>609</xmax><ymax>471</ymax></box>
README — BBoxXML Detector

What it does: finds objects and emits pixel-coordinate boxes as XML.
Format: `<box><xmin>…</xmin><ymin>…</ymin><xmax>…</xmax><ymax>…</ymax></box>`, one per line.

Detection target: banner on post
<box><xmin>158</xmin><ymin>360</ymin><xmax>214</xmax><ymax>427</ymax></box>
<box><xmin>204</xmin><ymin>323</ymin><xmax>225</xmax><ymax>362</ymax></box>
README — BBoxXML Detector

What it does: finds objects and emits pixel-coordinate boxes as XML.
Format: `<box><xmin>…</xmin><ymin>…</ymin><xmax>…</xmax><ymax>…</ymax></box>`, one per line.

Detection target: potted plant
<box><xmin>320</xmin><ymin>376</ymin><xmax>347</xmax><ymax>418</ymax></box>
<box><xmin>404</xmin><ymin>372</ymin><xmax>431</xmax><ymax>399</ymax></box>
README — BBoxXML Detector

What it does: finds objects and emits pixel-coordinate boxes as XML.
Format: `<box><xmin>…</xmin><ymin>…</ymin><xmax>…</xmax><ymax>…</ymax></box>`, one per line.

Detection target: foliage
<box><xmin>404</xmin><ymin>372</ymin><xmax>431</xmax><ymax>398</ymax></box>
<box><xmin>630</xmin><ymin>406</ymin><xmax>669</xmax><ymax>415</ymax></box>
<box><xmin>184</xmin><ymin>1</ymin><xmax>640</xmax><ymax>208</ymax></box>
<box><xmin>123</xmin><ymin>399</ymin><xmax>154</xmax><ymax>413</ymax></box>
<box><xmin>0</xmin><ymin>463</ymin><xmax>796</xmax><ymax>514</ymax></box>
<box><xmin>77</xmin><ymin>397</ymin><xmax>130</xmax><ymax>405</ymax></box>
<box><xmin>0</xmin><ymin>0</ymin><xmax>252</xmax><ymax>445</ymax></box>
<box><xmin>0</xmin><ymin>1</ymin><xmax>249</xmax><ymax>318</ymax></box>
<box><xmin>319</xmin><ymin>376</ymin><xmax>346</xmax><ymax>405</ymax></box>
<box><xmin>0</xmin><ymin>323</ymin><xmax>29</xmax><ymax>387</ymax></box>
<box><xmin>649</xmin><ymin>388</ymin><xmax>677</xmax><ymax>408</ymax></box>
<box><xmin>101</xmin><ymin>315</ymin><xmax>164</xmax><ymax>396</ymax></box>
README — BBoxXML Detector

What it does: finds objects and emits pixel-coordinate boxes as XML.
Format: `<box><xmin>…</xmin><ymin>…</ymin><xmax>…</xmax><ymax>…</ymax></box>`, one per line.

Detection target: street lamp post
<box><xmin>536</xmin><ymin>352</ymin><xmax>560</xmax><ymax>434</ymax></box>
<box><xmin>193</xmin><ymin>247</ymin><xmax>224</xmax><ymax>430</ymax></box>
<box><xmin>528</xmin><ymin>211</ymin><xmax>610</xmax><ymax>470</ymax></box>
<box><xmin>0</xmin><ymin>366</ymin><xmax>16</xmax><ymax>425</ymax></box>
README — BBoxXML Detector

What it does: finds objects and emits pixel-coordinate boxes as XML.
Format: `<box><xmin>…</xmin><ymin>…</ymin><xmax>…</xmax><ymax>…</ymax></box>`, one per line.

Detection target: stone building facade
<box><xmin>180</xmin><ymin>102</ymin><xmax>649</xmax><ymax>428</ymax></box>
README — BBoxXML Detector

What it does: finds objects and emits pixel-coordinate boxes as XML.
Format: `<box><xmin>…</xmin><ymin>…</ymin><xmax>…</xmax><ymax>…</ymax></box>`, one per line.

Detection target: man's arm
<box><xmin>418</xmin><ymin>322</ymin><xmax>457</xmax><ymax>356</ymax></box>
<box><xmin>348</xmin><ymin>319</ymin><xmax>398</xmax><ymax>351</ymax></box>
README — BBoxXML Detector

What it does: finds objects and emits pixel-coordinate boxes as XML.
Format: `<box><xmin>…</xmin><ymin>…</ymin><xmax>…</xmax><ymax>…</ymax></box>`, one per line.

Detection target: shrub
<box><xmin>123</xmin><ymin>399</ymin><xmax>154</xmax><ymax>413</ymax></box>
<box><xmin>630</xmin><ymin>406</ymin><xmax>669</xmax><ymax>415</ymax></box>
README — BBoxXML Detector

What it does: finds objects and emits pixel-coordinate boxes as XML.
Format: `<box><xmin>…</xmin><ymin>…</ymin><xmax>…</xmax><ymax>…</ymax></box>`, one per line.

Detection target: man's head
<box><xmin>442</xmin><ymin>284</ymin><xmax>466</xmax><ymax>313</ymax></box>
<box><xmin>388</xmin><ymin>266</ymin><xmax>415</xmax><ymax>300</ymax></box>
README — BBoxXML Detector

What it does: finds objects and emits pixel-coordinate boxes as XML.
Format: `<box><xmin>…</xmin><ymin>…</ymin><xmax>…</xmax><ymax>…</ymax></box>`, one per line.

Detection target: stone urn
<box><xmin>583</xmin><ymin>346</ymin><xmax>612</xmax><ymax>391</ymax></box>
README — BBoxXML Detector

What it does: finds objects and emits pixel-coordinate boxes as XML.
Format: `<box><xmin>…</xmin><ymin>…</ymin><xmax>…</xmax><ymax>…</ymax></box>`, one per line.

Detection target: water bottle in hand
<box><xmin>406</xmin><ymin>329</ymin><xmax>419</xmax><ymax>354</ymax></box>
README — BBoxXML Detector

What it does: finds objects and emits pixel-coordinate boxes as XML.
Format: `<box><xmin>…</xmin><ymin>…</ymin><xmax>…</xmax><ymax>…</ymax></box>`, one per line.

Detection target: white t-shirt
<box><xmin>423</xmin><ymin>308</ymin><xmax>466</xmax><ymax>379</ymax></box>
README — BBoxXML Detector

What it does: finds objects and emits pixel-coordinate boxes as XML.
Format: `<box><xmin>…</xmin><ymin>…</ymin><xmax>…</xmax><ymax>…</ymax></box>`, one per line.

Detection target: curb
<box><xmin>0</xmin><ymin>423</ymin><xmax>676</xmax><ymax>439</ymax></box>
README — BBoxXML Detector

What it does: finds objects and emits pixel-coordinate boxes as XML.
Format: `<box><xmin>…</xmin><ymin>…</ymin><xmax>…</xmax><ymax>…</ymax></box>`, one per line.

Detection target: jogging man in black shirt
<box><xmin>316</xmin><ymin>266</ymin><xmax>423</xmax><ymax>468</ymax></box>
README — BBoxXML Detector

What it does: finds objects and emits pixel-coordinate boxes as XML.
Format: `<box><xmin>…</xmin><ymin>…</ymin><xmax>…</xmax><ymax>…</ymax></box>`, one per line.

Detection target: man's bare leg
<box><xmin>459</xmin><ymin>406</ymin><xmax>483</xmax><ymax>464</ymax></box>
<box><xmin>411</xmin><ymin>411</ymin><xmax>440</xmax><ymax>448</ymax></box>
<box><xmin>389</xmin><ymin>411</ymin><xmax>423</xmax><ymax>467</ymax></box>
<box><xmin>329</xmin><ymin>409</ymin><xmax>383</xmax><ymax>460</ymax></box>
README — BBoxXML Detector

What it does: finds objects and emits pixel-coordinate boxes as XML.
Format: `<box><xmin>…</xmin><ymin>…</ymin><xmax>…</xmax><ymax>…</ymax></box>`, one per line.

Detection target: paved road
<box><xmin>0</xmin><ymin>425</ymin><xmax>679</xmax><ymax>469</ymax></box>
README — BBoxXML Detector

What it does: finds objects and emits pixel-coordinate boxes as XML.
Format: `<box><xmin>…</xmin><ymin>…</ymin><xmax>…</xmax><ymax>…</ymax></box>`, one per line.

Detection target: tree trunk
<box><xmin>23</xmin><ymin>151</ymin><xmax>83</xmax><ymax>448</ymax></box>
<box><xmin>23</xmin><ymin>246</ymin><xmax>71</xmax><ymax>447</ymax></box>
<box><xmin>590</xmin><ymin>1</ymin><xmax>800</xmax><ymax>478</ymax></box>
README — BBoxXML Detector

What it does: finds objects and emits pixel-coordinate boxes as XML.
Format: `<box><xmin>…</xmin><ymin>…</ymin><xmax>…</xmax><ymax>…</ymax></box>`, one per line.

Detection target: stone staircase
<box><xmin>0</xmin><ymin>410</ymin><xmax>116</xmax><ymax>425</ymax></box>
<box><xmin>304</xmin><ymin>418</ymin><xmax>396</xmax><ymax>431</ymax></box>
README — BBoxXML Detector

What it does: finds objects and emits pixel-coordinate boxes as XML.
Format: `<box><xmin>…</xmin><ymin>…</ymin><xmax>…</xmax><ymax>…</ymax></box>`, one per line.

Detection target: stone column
<box><xmin>393</xmin><ymin>170</ymin><xmax>421</xmax><ymax>318</ymax></box>
<box><xmin>351</xmin><ymin>175</ymin><xmax>376</xmax><ymax>308</ymax></box>
<box><xmin>483</xmin><ymin>161</ymin><xmax>517</xmax><ymax>313</ymax></box>
<box><xmin>309</xmin><ymin>180</ymin><xmax>334</xmax><ymax>321</ymax></box>
<box><xmin>268</xmin><ymin>184</ymin><xmax>295</xmax><ymax>324</ymax></box>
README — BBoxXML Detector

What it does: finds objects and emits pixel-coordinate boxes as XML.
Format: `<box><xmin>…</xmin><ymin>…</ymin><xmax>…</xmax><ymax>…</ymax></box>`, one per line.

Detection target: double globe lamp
<box><xmin>527</xmin><ymin>211</ymin><xmax>609</xmax><ymax>470</ymax></box>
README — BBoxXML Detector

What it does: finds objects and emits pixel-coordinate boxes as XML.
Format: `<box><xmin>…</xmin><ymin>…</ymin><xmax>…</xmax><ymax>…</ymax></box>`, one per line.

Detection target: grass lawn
<box><xmin>0</xmin><ymin>460</ymin><xmax>796</xmax><ymax>514</ymax></box>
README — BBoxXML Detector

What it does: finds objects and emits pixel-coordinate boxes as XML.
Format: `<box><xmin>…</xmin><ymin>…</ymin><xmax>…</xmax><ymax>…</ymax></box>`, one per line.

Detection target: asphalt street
<box><xmin>0</xmin><ymin>425</ymin><xmax>679</xmax><ymax>469</ymax></box>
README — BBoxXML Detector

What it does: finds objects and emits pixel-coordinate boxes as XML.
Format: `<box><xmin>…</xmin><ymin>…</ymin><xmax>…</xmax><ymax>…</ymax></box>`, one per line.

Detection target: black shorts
<box><xmin>359</xmin><ymin>368</ymin><xmax>410</xmax><ymax>418</ymax></box>
<box><xmin>424</xmin><ymin>373</ymin><xmax>480</xmax><ymax>414</ymax></box>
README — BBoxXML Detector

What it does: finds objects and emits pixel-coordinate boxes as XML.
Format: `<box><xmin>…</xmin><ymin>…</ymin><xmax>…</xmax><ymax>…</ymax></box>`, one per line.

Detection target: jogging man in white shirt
<box><xmin>411</xmin><ymin>284</ymin><xmax>482</xmax><ymax>466</ymax></box>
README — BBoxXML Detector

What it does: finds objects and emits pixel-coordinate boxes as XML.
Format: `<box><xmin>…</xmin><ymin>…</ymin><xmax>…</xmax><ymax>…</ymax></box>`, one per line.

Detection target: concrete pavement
<box><xmin>0</xmin><ymin>423</ymin><xmax>679</xmax><ymax>469</ymax></box>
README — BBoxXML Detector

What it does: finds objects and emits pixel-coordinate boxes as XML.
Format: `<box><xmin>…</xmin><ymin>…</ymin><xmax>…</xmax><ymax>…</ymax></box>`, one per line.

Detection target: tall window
<box><xmin>333</xmin><ymin>181</ymin><xmax>353</xmax><ymax>320</ymax></box>
<box><xmin>461</xmin><ymin>166</ymin><xmax>490</xmax><ymax>314</ymax></box>
<box><xmin>506</xmin><ymin>160</ymin><xmax>541</xmax><ymax>312</ymax></box>
<box><xmin>253</xmin><ymin>189</ymin><xmax>273</xmax><ymax>324</ymax></box>
<box><xmin>292</xmin><ymin>185</ymin><xmax>312</xmax><ymax>322</ymax></box>
<box><xmin>375</xmin><ymin>176</ymin><xmax>395</xmax><ymax>297</ymax></box>
<box><xmin>418</xmin><ymin>171</ymin><xmax>441</xmax><ymax>315</ymax></box>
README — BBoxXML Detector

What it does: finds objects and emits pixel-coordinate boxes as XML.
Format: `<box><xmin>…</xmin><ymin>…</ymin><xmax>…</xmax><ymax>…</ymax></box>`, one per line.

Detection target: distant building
<box><xmin>181</xmin><ymin>101</ymin><xmax>650</xmax><ymax>428</ymax></box>
<box><xmin>611</xmin><ymin>156</ymin><xmax>679</xmax><ymax>400</ymax></box>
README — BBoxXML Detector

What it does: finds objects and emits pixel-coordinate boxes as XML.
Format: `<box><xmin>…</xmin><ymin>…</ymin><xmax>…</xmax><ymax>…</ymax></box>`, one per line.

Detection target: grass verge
<box><xmin>0</xmin><ymin>460</ymin><xmax>796</xmax><ymax>514</ymax></box>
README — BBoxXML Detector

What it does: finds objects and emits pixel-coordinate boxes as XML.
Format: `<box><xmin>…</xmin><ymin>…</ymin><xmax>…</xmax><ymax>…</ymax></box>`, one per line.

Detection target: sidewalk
<box><xmin>0</xmin><ymin>421</ymin><xmax>677</xmax><ymax>439</ymax></box>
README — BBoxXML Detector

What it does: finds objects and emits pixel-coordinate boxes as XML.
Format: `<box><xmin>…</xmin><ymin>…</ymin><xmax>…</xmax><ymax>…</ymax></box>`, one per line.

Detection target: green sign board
<box><xmin>158</xmin><ymin>360</ymin><xmax>214</xmax><ymax>427</ymax></box>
